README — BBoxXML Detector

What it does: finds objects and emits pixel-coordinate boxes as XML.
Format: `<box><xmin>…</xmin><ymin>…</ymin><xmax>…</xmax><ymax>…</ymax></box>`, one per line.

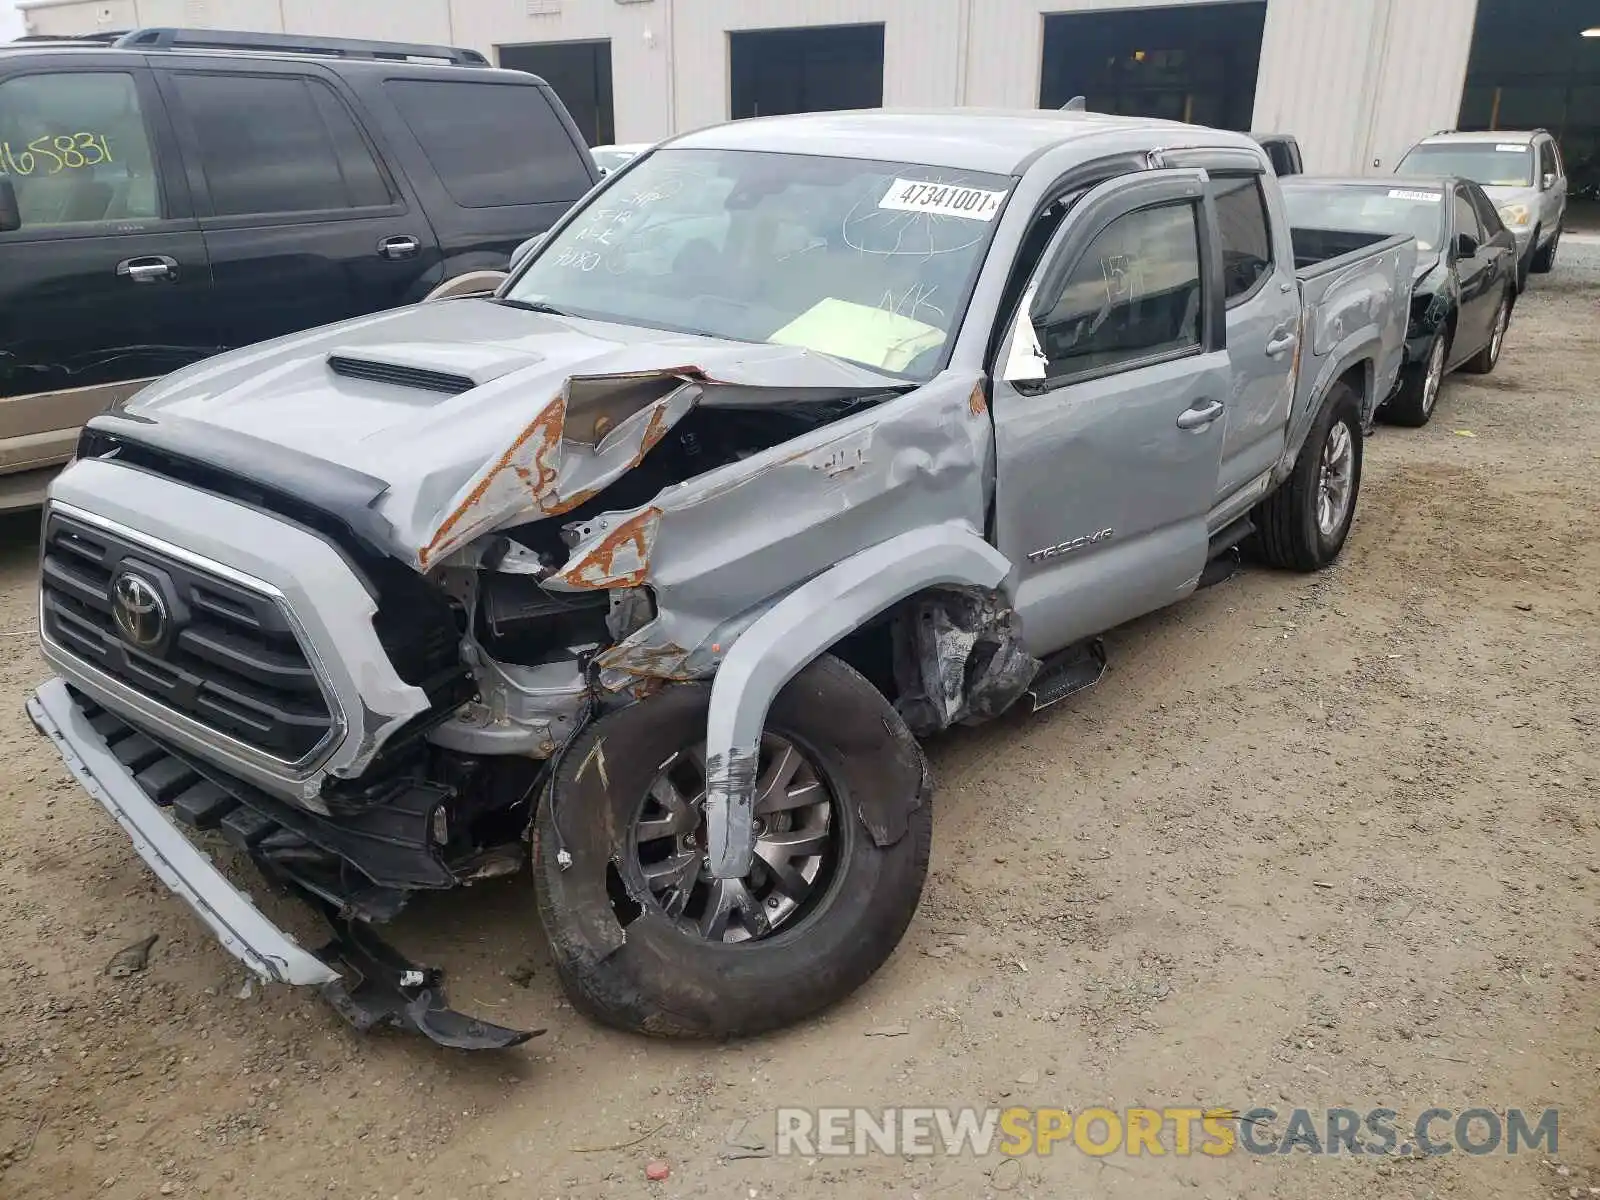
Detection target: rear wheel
<box><xmin>1250</xmin><ymin>381</ymin><xmax>1363</xmax><ymax>572</ymax></box>
<box><xmin>1385</xmin><ymin>332</ymin><xmax>1448</xmax><ymax>428</ymax></box>
<box><xmin>533</xmin><ymin>655</ymin><xmax>932</xmax><ymax>1038</ymax></box>
<box><xmin>1463</xmin><ymin>292</ymin><xmax>1510</xmax><ymax>375</ymax></box>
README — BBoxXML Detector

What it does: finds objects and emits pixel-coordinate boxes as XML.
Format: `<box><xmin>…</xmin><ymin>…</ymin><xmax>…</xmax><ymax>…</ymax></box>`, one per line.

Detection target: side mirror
<box><xmin>1456</xmin><ymin>232</ymin><xmax>1479</xmax><ymax>259</ymax></box>
<box><xmin>1542</xmin><ymin>172</ymin><xmax>1557</xmax><ymax>191</ymax></box>
<box><xmin>0</xmin><ymin>176</ymin><xmax>20</xmax><ymax>234</ymax></box>
<box><xmin>507</xmin><ymin>233</ymin><xmax>546</xmax><ymax>275</ymax></box>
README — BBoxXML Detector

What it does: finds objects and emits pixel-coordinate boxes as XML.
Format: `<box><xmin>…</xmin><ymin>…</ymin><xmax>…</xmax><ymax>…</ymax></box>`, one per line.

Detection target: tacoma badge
<box><xmin>1028</xmin><ymin>529</ymin><xmax>1114</xmax><ymax>563</ymax></box>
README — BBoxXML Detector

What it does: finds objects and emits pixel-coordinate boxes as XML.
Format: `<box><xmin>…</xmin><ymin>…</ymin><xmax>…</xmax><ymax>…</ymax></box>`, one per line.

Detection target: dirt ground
<box><xmin>2</xmin><ymin>243</ymin><xmax>1598</xmax><ymax>1200</ymax></box>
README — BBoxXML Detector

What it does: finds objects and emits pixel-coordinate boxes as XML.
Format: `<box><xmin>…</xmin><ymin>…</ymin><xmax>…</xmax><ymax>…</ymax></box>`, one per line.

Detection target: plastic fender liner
<box><xmin>700</xmin><ymin>522</ymin><xmax>1012</xmax><ymax>879</ymax></box>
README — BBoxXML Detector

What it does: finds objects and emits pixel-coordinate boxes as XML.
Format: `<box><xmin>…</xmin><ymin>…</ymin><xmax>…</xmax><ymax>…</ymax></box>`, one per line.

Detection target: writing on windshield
<box><xmin>507</xmin><ymin>148</ymin><xmax>1014</xmax><ymax>380</ymax></box>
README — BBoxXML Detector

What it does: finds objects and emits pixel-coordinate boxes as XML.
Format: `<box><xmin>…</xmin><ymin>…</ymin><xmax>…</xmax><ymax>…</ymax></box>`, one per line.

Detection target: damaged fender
<box><xmin>702</xmin><ymin>523</ymin><xmax>1012</xmax><ymax>879</ymax></box>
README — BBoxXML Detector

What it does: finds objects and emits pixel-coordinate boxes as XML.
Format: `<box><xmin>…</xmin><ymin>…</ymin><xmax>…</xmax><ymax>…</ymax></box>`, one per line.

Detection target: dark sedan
<box><xmin>1281</xmin><ymin>176</ymin><xmax>1517</xmax><ymax>426</ymax></box>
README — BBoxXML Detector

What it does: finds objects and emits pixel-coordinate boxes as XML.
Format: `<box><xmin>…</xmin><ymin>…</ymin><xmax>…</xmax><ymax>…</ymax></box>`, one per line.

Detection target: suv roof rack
<box><xmin>111</xmin><ymin>27</ymin><xmax>490</xmax><ymax>66</ymax></box>
<box><xmin>12</xmin><ymin>31</ymin><xmax>127</xmax><ymax>44</ymax></box>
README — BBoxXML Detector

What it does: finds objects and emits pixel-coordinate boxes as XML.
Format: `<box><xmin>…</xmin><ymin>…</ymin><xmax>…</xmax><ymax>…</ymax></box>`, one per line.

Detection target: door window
<box><xmin>171</xmin><ymin>72</ymin><xmax>390</xmax><ymax>217</ymax></box>
<box><xmin>385</xmin><ymin>79</ymin><xmax>592</xmax><ymax>208</ymax></box>
<box><xmin>0</xmin><ymin>72</ymin><xmax>161</xmax><ymax>229</ymax></box>
<box><xmin>1467</xmin><ymin>185</ymin><xmax>1504</xmax><ymax>237</ymax></box>
<box><xmin>1454</xmin><ymin>189</ymin><xmax>1483</xmax><ymax>245</ymax></box>
<box><xmin>1538</xmin><ymin>140</ymin><xmax>1558</xmax><ymax>184</ymax></box>
<box><xmin>1030</xmin><ymin>201</ymin><xmax>1203</xmax><ymax>384</ymax></box>
<box><xmin>1211</xmin><ymin>174</ymin><xmax>1273</xmax><ymax>303</ymax></box>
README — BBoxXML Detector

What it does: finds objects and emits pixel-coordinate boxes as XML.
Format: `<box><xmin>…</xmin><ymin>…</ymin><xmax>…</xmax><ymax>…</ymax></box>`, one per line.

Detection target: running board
<box><xmin>1027</xmin><ymin>638</ymin><xmax>1107</xmax><ymax>712</ymax></box>
<box><xmin>1198</xmin><ymin>516</ymin><xmax>1255</xmax><ymax>591</ymax></box>
<box><xmin>1208</xmin><ymin>515</ymin><xmax>1255</xmax><ymax>559</ymax></box>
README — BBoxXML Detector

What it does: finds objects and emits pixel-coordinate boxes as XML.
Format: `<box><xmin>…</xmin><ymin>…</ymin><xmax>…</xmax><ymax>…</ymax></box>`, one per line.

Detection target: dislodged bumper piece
<box><xmin>26</xmin><ymin>678</ymin><xmax>538</xmax><ymax>1051</ymax></box>
<box><xmin>28</xmin><ymin>677</ymin><xmax>338</xmax><ymax>986</ymax></box>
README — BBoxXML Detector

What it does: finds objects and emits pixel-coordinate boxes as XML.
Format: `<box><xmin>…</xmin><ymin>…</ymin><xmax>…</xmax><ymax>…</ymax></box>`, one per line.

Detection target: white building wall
<box><xmin>18</xmin><ymin>0</ymin><xmax>1478</xmax><ymax>170</ymax></box>
<box><xmin>1253</xmin><ymin>0</ymin><xmax>1478</xmax><ymax>173</ymax></box>
<box><xmin>453</xmin><ymin>0</ymin><xmax>671</xmax><ymax>142</ymax></box>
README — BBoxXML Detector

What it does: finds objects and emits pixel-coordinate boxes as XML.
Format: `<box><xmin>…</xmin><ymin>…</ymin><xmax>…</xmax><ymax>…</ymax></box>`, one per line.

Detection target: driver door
<box><xmin>991</xmin><ymin>168</ymin><xmax>1233</xmax><ymax>657</ymax></box>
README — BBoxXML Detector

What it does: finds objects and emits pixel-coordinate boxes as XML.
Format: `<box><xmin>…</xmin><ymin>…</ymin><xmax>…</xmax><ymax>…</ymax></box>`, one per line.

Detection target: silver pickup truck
<box><xmin>27</xmin><ymin>110</ymin><xmax>1414</xmax><ymax>1048</ymax></box>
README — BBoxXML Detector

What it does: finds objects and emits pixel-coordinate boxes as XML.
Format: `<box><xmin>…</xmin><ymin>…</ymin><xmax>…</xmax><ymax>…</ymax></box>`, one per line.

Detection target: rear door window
<box><xmin>1211</xmin><ymin>174</ymin><xmax>1273</xmax><ymax>303</ymax></box>
<box><xmin>170</xmin><ymin>72</ymin><xmax>392</xmax><ymax>217</ymax></box>
<box><xmin>1539</xmin><ymin>140</ymin><xmax>1558</xmax><ymax>183</ymax></box>
<box><xmin>0</xmin><ymin>71</ymin><xmax>163</xmax><ymax>229</ymax></box>
<box><xmin>385</xmin><ymin>79</ymin><xmax>591</xmax><ymax>208</ymax></box>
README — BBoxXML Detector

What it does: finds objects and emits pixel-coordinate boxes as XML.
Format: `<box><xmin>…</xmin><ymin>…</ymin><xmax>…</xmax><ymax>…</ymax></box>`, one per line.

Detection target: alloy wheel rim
<box><xmin>1423</xmin><ymin>337</ymin><xmax>1445</xmax><ymax>415</ymax></box>
<box><xmin>1316</xmin><ymin>420</ymin><xmax>1355</xmax><ymax>538</ymax></box>
<box><xmin>1490</xmin><ymin>302</ymin><xmax>1507</xmax><ymax>363</ymax></box>
<box><xmin>630</xmin><ymin>734</ymin><xmax>837</xmax><ymax>943</ymax></box>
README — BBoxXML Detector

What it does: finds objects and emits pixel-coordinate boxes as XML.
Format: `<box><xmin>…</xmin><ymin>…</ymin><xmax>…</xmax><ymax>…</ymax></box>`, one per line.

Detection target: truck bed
<box><xmin>1286</xmin><ymin>227</ymin><xmax>1417</xmax><ymax>448</ymax></box>
<box><xmin>1291</xmin><ymin>227</ymin><xmax>1406</xmax><ymax>277</ymax></box>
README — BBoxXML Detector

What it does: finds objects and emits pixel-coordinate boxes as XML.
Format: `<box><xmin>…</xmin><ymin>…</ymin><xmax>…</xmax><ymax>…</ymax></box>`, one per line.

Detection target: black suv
<box><xmin>0</xmin><ymin>27</ymin><xmax>599</xmax><ymax>507</ymax></box>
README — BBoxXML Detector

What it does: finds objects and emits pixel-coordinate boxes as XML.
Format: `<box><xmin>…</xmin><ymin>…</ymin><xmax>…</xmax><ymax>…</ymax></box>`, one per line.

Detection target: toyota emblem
<box><xmin>111</xmin><ymin>572</ymin><xmax>168</xmax><ymax>650</ymax></box>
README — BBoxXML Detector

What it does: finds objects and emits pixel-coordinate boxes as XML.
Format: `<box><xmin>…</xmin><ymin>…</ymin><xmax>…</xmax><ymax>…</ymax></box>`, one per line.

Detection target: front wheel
<box><xmin>1385</xmin><ymin>332</ymin><xmax>1449</xmax><ymax>428</ymax></box>
<box><xmin>1531</xmin><ymin>228</ymin><xmax>1560</xmax><ymax>275</ymax></box>
<box><xmin>533</xmin><ymin>655</ymin><xmax>932</xmax><ymax>1038</ymax></box>
<box><xmin>1463</xmin><ymin>292</ymin><xmax>1511</xmax><ymax>375</ymax></box>
<box><xmin>1250</xmin><ymin>381</ymin><xmax>1363</xmax><ymax>572</ymax></box>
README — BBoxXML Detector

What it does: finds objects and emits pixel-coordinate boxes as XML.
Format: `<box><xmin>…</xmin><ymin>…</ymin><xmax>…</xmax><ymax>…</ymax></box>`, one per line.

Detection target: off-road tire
<box><xmin>1463</xmin><ymin>290</ymin><xmax>1511</xmax><ymax>375</ymax></box>
<box><xmin>1385</xmin><ymin>331</ymin><xmax>1449</xmax><ymax>428</ymax></box>
<box><xmin>1250</xmin><ymin>380</ymin><xmax>1363</xmax><ymax>572</ymax></box>
<box><xmin>533</xmin><ymin>655</ymin><xmax>933</xmax><ymax>1039</ymax></box>
<box><xmin>1531</xmin><ymin>228</ymin><xmax>1560</xmax><ymax>275</ymax></box>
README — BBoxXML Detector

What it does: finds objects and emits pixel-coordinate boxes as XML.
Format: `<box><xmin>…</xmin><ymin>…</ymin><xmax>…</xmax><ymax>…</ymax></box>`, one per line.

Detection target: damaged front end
<box><xmin>41</xmin><ymin>322</ymin><xmax>1036</xmax><ymax>1047</ymax></box>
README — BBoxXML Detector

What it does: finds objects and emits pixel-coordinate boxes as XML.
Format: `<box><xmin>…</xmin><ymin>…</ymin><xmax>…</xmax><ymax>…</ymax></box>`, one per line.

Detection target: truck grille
<box><xmin>39</xmin><ymin>511</ymin><xmax>337</xmax><ymax>763</ymax></box>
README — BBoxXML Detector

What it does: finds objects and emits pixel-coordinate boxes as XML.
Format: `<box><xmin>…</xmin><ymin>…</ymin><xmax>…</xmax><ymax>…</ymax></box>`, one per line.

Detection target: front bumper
<box><xmin>27</xmin><ymin>677</ymin><xmax>539</xmax><ymax>1050</ymax></box>
<box><xmin>27</xmin><ymin>676</ymin><xmax>337</xmax><ymax>985</ymax></box>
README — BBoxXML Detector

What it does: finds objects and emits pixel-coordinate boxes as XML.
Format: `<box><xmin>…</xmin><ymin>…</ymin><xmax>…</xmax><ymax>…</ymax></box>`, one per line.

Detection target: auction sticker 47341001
<box><xmin>880</xmin><ymin>178</ymin><xmax>1010</xmax><ymax>222</ymax></box>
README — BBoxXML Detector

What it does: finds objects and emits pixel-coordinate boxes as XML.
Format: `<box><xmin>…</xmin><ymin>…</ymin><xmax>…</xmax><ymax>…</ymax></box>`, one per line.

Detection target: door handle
<box><xmin>1266</xmin><ymin>331</ymin><xmax>1298</xmax><ymax>357</ymax></box>
<box><xmin>378</xmin><ymin>235</ymin><xmax>421</xmax><ymax>260</ymax></box>
<box><xmin>116</xmin><ymin>256</ymin><xmax>177</xmax><ymax>283</ymax></box>
<box><xmin>1176</xmin><ymin>400</ymin><xmax>1225</xmax><ymax>430</ymax></box>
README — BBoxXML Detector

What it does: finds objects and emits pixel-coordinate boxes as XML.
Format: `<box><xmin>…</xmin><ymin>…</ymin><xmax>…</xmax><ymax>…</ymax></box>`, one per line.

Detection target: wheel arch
<box><xmin>700</xmin><ymin>523</ymin><xmax>1013</xmax><ymax>880</ymax></box>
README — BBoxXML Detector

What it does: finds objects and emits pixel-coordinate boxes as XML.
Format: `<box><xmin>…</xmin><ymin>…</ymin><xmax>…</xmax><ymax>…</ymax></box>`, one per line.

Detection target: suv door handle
<box><xmin>378</xmin><ymin>236</ymin><xmax>421</xmax><ymax>260</ymax></box>
<box><xmin>116</xmin><ymin>256</ymin><xmax>177</xmax><ymax>283</ymax></box>
<box><xmin>1176</xmin><ymin>400</ymin><xmax>1225</xmax><ymax>430</ymax></box>
<box><xmin>1266</xmin><ymin>331</ymin><xmax>1298</xmax><ymax>357</ymax></box>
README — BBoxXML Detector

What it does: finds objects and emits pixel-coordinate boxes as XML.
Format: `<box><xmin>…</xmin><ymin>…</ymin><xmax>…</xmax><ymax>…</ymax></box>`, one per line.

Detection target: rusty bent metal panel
<box><xmin>415</xmin><ymin>369</ymin><xmax>702</xmax><ymax>572</ymax></box>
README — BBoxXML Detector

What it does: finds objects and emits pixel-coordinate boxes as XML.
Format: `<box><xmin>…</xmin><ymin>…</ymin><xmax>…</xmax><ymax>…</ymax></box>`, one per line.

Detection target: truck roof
<box><xmin>669</xmin><ymin>108</ymin><xmax>1259</xmax><ymax>176</ymax></box>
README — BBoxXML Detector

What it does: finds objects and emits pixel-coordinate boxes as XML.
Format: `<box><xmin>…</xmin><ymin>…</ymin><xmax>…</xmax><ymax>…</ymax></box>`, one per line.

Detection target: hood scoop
<box><xmin>327</xmin><ymin>340</ymin><xmax>548</xmax><ymax>397</ymax></box>
<box><xmin>329</xmin><ymin>355</ymin><xmax>476</xmax><ymax>395</ymax></box>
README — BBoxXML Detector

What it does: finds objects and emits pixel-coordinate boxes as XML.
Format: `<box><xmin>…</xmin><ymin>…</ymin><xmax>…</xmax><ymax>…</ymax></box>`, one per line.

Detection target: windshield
<box><xmin>506</xmin><ymin>148</ymin><xmax>1014</xmax><ymax>379</ymax></box>
<box><xmin>1396</xmin><ymin>143</ymin><xmax>1534</xmax><ymax>188</ymax></box>
<box><xmin>1282</xmin><ymin>185</ymin><xmax>1446</xmax><ymax>254</ymax></box>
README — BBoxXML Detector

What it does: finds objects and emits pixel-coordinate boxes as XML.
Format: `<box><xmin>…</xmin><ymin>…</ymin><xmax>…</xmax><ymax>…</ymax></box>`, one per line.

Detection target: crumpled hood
<box><xmin>117</xmin><ymin>299</ymin><xmax>903</xmax><ymax>571</ymax></box>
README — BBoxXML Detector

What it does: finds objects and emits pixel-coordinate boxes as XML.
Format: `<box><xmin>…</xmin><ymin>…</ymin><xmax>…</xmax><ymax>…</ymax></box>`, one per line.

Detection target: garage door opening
<box><xmin>1039</xmin><ymin>2</ymin><xmax>1267</xmax><ymax>131</ymax></box>
<box><xmin>730</xmin><ymin>24</ymin><xmax>884</xmax><ymax>120</ymax></box>
<box><xmin>498</xmin><ymin>40</ymin><xmax>614</xmax><ymax>146</ymax></box>
<box><xmin>1458</xmin><ymin>0</ymin><xmax>1599</xmax><ymax>219</ymax></box>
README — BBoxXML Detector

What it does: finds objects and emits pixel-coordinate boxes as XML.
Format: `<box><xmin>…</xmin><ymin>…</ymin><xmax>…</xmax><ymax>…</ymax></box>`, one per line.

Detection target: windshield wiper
<box><xmin>495</xmin><ymin>297</ymin><xmax>572</xmax><ymax>317</ymax></box>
